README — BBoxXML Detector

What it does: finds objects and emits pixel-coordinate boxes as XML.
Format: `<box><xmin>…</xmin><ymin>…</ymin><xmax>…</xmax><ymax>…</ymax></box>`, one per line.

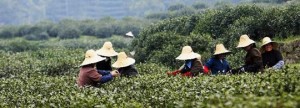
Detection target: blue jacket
<box><xmin>205</xmin><ymin>58</ymin><xmax>230</xmax><ymax>75</ymax></box>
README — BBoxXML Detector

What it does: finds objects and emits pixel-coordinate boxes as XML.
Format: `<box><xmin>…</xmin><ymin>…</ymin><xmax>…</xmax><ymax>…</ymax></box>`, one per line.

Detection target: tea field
<box><xmin>0</xmin><ymin>48</ymin><xmax>299</xmax><ymax>108</ymax></box>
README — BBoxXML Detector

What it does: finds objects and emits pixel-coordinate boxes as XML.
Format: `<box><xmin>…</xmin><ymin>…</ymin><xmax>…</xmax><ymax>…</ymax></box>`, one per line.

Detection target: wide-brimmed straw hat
<box><xmin>125</xmin><ymin>31</ymin><xmax>134</xmax><ymax>37</ymax></box>
<box><xmin>260</xmin><ymin>37</ymin><xmax>278</xmax><ymax>52</ymax></box>
<box><xmin>176</xmin><ymin>46</ymin><xmax>201</xmax><ymax>60</ymax></box>
<box><xmin>213</xmin><ymin>44</ymin><xmax>231</xmax><ymax>55</ymax></box>
<box><xmin>112</xmin><ymin>52</ymin><xmax>135</xmax><ymax>68</ymax></box>
<box><xmin>236</xmin><ymin>34</ymin><xmax>255</xmax><ymax>48</ymax></box>
<box><xmin>96</xmin><ymin>41</ymin><xmax>118</xmax><ymax>57</ymax></box>
<box><xmin>80</xmin><ymin>49</ymin><xmax>106</xmax><ymax>67</ymax></box>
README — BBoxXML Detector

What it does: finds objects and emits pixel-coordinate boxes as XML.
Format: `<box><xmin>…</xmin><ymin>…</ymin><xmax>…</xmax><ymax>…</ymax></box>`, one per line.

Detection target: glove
<box><xmin>240</xmin><ymin>67</ymin><xmax>245</xmax><ymax>72</ymax></box>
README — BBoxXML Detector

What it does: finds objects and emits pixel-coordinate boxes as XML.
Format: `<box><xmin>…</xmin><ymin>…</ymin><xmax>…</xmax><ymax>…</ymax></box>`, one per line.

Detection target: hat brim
<box><xmin>236</xmin><ymin>40</ymin><xmax>255</xmax><ymax>48</ymax></box>
<box><xmin>176</xmin><ymin>52</ymin><xmax>201</xmax><ymax>60</ymax></box>
<box><xmin>112</xmin><ymin>58</ymin><xmax>135</xmax><ymax>68</ymax></box>
<box><xmin>213</xmin><ymin>51</ymin><xmax>231</xmax><ymax>55</ymax></box>
<box><xmin>96</xmin><ymin>49</ymin><xmax>118</xmax><ymax>57</ymax></box>
<box><xmin>80</xmin><ymin>56</ymin><xmax>106</xmax><ymax>67</ymax></box>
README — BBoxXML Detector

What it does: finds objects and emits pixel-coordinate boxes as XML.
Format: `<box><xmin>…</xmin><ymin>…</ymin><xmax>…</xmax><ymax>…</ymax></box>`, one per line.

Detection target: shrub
<box><xmin>94</xmin><ymin>25</ymin><xmax>114</xmax><ymax>38</ymax></box>
<box><xmin>24</xmin><ymin>32</ymin><xmax>49</xmax><ymax>41</ymax></box>
<box><xmin>192</xmin><ymin>3</ymin><xmax>207</xmax><ymax>10</ymax></box>
<box><xmin>168</xmin><ymin>4</ymin><xmax>185</xmax><ymax>11</ymax></box>
<box><xmin>79</xmin><ymin>20</ymin><xmax>96</xmax><ymax>36</ymax></box>
<box><xmin>58</xmin><ymin>27</ymin><xmax>80</xmax><ymax>39</ymax></box>
<box><xmin>7</xmin><ymin>39</ymin><xmax>40</xmax><ymax>52</ymax></box>
<box><xmin>48</xmin><ymin>25</ymin><xmax>59</xmax><ymax>37</ymax></box>
<box><xmin>15</xmin><ymin>25</ymin><xmax>32</xmax><ymax>37</ymax></box>
<box><xmin>0</xmin><ymin>26</ymin><xmax>16</xmax><ymax>39</ymax></box>
<box><xmin>145</xmin><ymin>12</ymin><xmax>169</xmax><ymax>20</ymax></box>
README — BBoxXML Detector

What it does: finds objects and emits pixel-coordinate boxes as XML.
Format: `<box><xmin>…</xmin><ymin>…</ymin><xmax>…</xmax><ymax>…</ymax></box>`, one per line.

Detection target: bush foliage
<box><xmin>133</xmin><ymin>4</ymin><xmax>300</xmax><ymax>68</ymax></box>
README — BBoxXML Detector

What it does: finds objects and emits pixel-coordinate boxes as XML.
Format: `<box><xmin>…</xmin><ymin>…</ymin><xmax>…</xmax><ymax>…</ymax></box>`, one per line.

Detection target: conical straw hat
<box><xmin>260</xmin><ymin>37</ymin><xmax>278</xmax><ymax>52</ymax></box>
<box><xmin>236</xmin><ymin>34</ymin><xmax>255</xmax><ymax>48</ymax></box>
<box><xmin>213</xmin><ymin>44</ymin><xmax>231</xmax><ymax>55</ymax></box>
<box><xmin>80</xmin><ymin>49</ymin><xmax>106</xmax><ymax>67</ymax></box>
<box><xmin>176</xmin><ymin>46</ymin><xmax>201</xmax><ymax>60</ymax></box>
<box><xmin>96</xmin><ymin>41</ymin><xmax>118</xmax><ymax>57</ymax></box>
<box><xmin>112</xmin><ymin>52</ymin><xmax>135</xmax><ymax>68</ymax></box>
<box><xmin>125</xmin><ymin>31</ymin><xmax>134</xmax><ymax>37</ymax></box>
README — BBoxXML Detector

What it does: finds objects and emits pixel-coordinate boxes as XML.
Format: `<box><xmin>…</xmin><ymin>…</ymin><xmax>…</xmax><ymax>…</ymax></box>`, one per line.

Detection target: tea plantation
<box><xmin>0</xmin><ymin>48</ymin><xmax>299</xmax><ymax>107</ymax></box>
<box><xmin>1</xmin><ymin>3</ymin><xmax>300</xmax><ymax>108</ymax></box>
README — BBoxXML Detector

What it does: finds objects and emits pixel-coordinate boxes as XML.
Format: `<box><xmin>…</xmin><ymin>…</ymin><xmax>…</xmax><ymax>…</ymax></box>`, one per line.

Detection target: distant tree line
<box><xmin>0</xmin><ymin>17</ymin><xmax>147</xmax><ymax>40</ymax></box>
<box><xmin>145</xmin><ymin>2</ymin><xmax>208</xmax><ymax>20</ymax></box>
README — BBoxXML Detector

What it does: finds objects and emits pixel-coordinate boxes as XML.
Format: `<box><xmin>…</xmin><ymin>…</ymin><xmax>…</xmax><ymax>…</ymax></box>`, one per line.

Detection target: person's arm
<box><xmin>226</xmin><ymin>60</ymin><xmax>231</xmax><ymax>73</ymax></box>
<box><xmin>203</xmin><ymin>58</ymin><xmax>213</xmax><ymax>74</ymax></box>
<box><xmin>99</xmin><ymin>74</ymin><xmax>113</xmax><ymax>84</ymax></box>
<box><xmin>272</xmin><ymin>60</ymin><xmax>284</xmax><ymax>69</ymax></box>
<box><xmin>178</xmin><ymin>64</ymin><xmax>184</xmax><ymax>70</ymax></box>
<box><xmin>97</xmin><ymin>70</ymin><xmax>111</xmax><ymax>75</ymax></box>
<box><xmin>89</xmin><ymin>69</ymin><xmax>113</xmax><ymax>84</ymax></box>
<box><xmin>272</xmin><ymin>50</ymin><xmax>284</xmax><ymax>69</ymax></box>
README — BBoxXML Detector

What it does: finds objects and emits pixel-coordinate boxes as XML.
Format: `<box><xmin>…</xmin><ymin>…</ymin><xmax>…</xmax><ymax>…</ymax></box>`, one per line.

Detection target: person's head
<box><xmin>80</xmin><ymin>49</ymin><xmax>106</xmax><ymax>67</ymax></box>
<box><xmin>215</xmin><ymin>54</ymin><xmax>226</xmax><ymax>60</ymax></box>
<box><xmin>96</xmin><ymin>41</ymin><xmax>118</xmax><ymax>57</ymax></box>
<box><xmin>264</xmin><ymin>43</ymin><xmax>273</xmax><ymax>52</ymax></box>
<box><xmin>176</xmin><ymin>46</ymin><xmax>201</xmax><ymax>61</ymax></box>
<box><xmin>236</xmin><ymin>34</ymin><xmax>255</xmax><ymax>51</ymax></box>
<box><xmin>100</xmin><ymin>55</ymin><xmax>111</xmax><ymax>61</ymax></box>
<box><xmin>81</xmin><ymin>63</ymin><xmax>96</xmax><ymax>68</ymax></box>
<box><xmin>260</xmin><ymin>37</ymin><xmax>278</xmax><ymax>53</ymax></box>
<box><xmin>213</xmin><ymin>44</ymin><xmax>231</xmax><ymax>59</ymax></box>
<box><xmin>242</xmin><ymin>43</ymin><xmax>255</xmax><ymax>51</ymax></box>
<box><xmin>184</xmin><ymin>59</ymin><xmax>194</xmax><ymax>62</ymax></box>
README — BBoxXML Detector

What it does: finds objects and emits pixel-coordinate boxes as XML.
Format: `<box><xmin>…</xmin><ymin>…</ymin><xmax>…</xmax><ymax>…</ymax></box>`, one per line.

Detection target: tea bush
<box><xmin>0</xmin><ymin>62</ymin><xmax>299</xmax><ymax>107</ymax></box>
<box><xmin>0</xmin><ymin>44</ymin><xmax>299</xmax><ymax>107</ymax></box>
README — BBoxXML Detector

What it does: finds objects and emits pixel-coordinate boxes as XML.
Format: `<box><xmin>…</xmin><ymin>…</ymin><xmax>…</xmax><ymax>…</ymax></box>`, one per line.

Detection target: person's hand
<box><xmin>240</xmin><ymin>67</ymin><xmax>245</xmax><ymax>72</ymax></box>
<box><xmin>111</xmin><ymin>70</ymin><xmax>120</xmax><ymax>77</ymax></box>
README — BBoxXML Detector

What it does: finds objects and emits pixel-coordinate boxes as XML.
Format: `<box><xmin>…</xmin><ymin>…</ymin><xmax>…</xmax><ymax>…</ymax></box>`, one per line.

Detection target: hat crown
<box><xmin>237</xmin><ymin>34</ymin><xmax>255</xmax><ymax>48</ymax></box>
<box><xmin>176</xmin><ymin>46</ymin><xmax>200</xmax><ymax>60</ymax></box>
<box><xmin>96</xmin><ymin>41</ymin><xmax>118</xmax><ymax>57</ymax></box>
<box><xmin>117</xmin><ymin>52</ymin><xmax>128</xmax><ymax>61</ymax></box>
<box><xmin>216</xmin><ymin>44</ymin><xmax>226</xmax><ymax>51</ymax></box>
<box><xmin>85</xmin><ymin>50</ymin><xmax>97</xmax><ymax>58</ymax></box>
<box><xmin>103</xmin><ymin>42</ymin><xmax>113</xmax><ymax>50</ymax></box>
<box><xmin>214</xmin><ymin>44</ymin><xmax>230</xmax><ymax>55</ymax></box>
<box><xmin>262</xmin><ymin>37</ymin><xmax>272</xmax><ymax>44</ymax></box>
<box><xmin>112</xmin><ymin>52</ymin><xmax>135</xmax><ymax>68</ymax></box>
<box><xmin>80</xmin><ymin>49</ymin><xmax>106</xmax><ymax>67</ymax></box>
<box><xmin>181</xmin><ymin>46</ymin><xmax>193</xmax><ymax>54</ymax></box>
<box><xmin>240</xmin><ymin>35</ymin><xmax>251</xmax><ymax>43</ymax></box>
<box><xmin>126</xmin><ymin>31</ymin><xmax>134</xmax><ymax>37</ymax></box>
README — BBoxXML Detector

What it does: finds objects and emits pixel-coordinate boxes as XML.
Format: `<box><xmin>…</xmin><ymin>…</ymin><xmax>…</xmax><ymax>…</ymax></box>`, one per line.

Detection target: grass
<box><xmin>273</xmin><ymin>35</ymin><xmax>300</xmax><ymax>44</ymax></box>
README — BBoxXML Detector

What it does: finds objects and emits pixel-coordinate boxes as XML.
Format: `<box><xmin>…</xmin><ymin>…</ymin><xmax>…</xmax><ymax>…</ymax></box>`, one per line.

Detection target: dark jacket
<box><xmin>243</xmin><ymin>48</ymin><xmax>264</xmax><ymax>73</ymax></box>
<box><xmin>180</xmin><ymin>59</ymin><xmax>204</xmax><ymax>76</ymax></box>
<box><xmin>262</xmin><ymin>49</ymin><xmax>283</xmax><ymax>68</ymax></box>
<box><xmin>205</xmin><ymin>57</ymin><xmax>230</xmax><ymax>75</ymax></box>
<box><xmin>118</xmin><ymin>65</ymin><xmax>138</xmax><ymax>77</ymax></box>
<box><xmin>96</xmin><ymin>57</ymin><xmax>112</xmax><ymax>71</ymax></box>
